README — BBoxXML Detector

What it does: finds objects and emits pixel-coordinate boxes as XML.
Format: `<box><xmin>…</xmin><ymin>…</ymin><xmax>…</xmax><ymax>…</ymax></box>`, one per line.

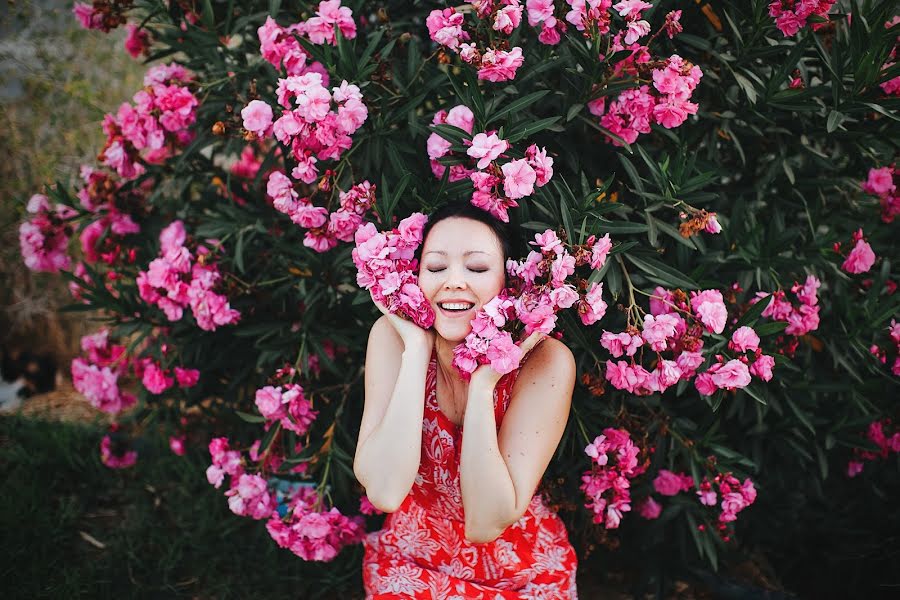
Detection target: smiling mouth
<box><xmin>438</xmin><ymin>301</ymin><xmax>475</xmax><ymax>314</ymax></box>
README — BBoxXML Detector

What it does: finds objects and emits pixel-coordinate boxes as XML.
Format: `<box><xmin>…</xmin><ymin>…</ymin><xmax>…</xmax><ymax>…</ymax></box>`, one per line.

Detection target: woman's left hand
<box><xmin>469</xmin><ymin>331</ymin><xmax>547</xmax><ymax>390</ymax></box>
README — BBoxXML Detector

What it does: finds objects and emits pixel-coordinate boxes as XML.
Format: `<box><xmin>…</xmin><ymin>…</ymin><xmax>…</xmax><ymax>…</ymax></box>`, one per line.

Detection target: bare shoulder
<box><xmin>367</xmin><ymin>315</ymin><xmax>403</xmax><ymax>354</ymax></box>
<box><xmin>513</xmin><ymin>336</ymin><xmax>576</xmax><ymax>393</ymax></box>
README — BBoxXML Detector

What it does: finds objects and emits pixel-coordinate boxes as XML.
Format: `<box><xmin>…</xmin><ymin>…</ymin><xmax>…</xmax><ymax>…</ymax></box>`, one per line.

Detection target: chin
<box><xmin>434</xmin><ymin>322</ymin><xmax>472</xmax><ymax>344</ymax></box>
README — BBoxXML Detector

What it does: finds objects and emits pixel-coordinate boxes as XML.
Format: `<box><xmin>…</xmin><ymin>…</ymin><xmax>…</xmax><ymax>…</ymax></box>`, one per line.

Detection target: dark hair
<box><xmin>414</xmin><ymin>201</ymin><xmax>521</xmax><ymax>265</ymax></box>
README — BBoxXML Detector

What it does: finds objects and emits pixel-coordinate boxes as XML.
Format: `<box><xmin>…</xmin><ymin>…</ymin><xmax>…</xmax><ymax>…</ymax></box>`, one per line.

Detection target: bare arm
<box><xmin>460</xmin><ymin>336</ymin><xmax>575</xmax><ymax>543</ymax></box>
<box><xmin>353</xmin><ymin>314</ymin><xmax>433</xmax><ymax>513</ymax></box>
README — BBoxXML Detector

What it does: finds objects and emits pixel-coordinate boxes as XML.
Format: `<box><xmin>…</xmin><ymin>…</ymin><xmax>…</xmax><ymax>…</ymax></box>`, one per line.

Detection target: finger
<box><xmin>372</xmin><ymin>298</ymin><xmax>391</xmax><ymax>316</ymax></box>
<box><xmin>519</xmin><ymin>331</ymin><xmax>546</xmax><ymax>354</ymax></box>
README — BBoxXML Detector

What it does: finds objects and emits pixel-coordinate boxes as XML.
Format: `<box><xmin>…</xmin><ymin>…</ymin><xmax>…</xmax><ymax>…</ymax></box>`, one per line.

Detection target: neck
<box><xmin>434</xmin><ymin>336</ymin><xmax>468</xmax><ymax>392</ymax></box>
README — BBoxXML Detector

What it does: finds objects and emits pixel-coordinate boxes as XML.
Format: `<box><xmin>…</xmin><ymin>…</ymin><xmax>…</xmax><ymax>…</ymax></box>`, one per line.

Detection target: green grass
<box><xmin>0</xmin><ymin>417</ymin><xmax>364</xmax><ymax>599</ymax></box>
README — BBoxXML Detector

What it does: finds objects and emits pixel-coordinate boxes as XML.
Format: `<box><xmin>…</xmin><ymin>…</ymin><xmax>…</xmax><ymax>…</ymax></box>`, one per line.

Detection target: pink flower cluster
<box><xmin>768</xmin><ymin>0</ymin><xmax>835</xmax><ymax>37</ymax></box>
<box><xmin>19</xmin><ymin>194</ymin><xmax>75</xmax><ymax>273</ymax></box>
<box><xmin>564</xmin><ymin>0</ymin><xmax>613</xmax><ymax>34</ymax></box>
<box><xmin>579</xmin><ymin>427</ymin><xmax>645</xmax><ymax>529</ymax></box>
<box><xmin>208</xmin><ymin>433</ymin><xmax>365</xmax><ymax>562</ymax></box>
<box><xmin>99</xmin><ymin>64</ymin><xmax>198</xmax><ymax>179</ymax></box>
<box><xmin>880</xmin><ymin>17</ymin><xmax>900</xmax><ymax>96</ymax></box>
<box><xmin>75</xmin><ymin>167</ymin><xmax>143</xmax><ymax>267</ymax></box>
<box><xmin>755</xmin><ymin>274</ymin><xmax>821</xmax><ymax>343</ymax></box>
<box><xmin>469</xmin><ymin>137</ymin><xmax>554</xmax><ymax>222</ymax></box>
<box><xmin>868</xmin><ymin>319</ymin><xmax>900</xmax><ymax>376</ymax></box>
<box><xmin>255</xmin><ymin>383</ymin><xmax>318</xmax><ymax>436</ymax></box>
<box><xmin>591</xmin><ymin>54</ymin><xmax>702</xmax><ymax>146</ymax></box>
<box><xmin>100</xmin><ymin>434</ymin><xmax>138</xmax><ymax>469</ymax></box>
<box><xmin>137</xmin><ymin>358</ymin><xmax>199</xmax><ymax>395</ymax></box>
<box><xmin>124</xmin><ymin>23</ymin><xmax>152</xmax><ymax>58</ymax></box>
<box><xmin>136</xmin><ymin>220</ymin><xmax>241</xmax><ymax>331</ymax></box>
<box><xmin>602</xmin><ymin>287</ymin><xmax>773</xmax><ymax>396</ymax></box>
<box><xmin>257</xmin><ymin>0</ymin><xmax>357</xmax><ymax>76</ymax></box>
<box><xmin>260</xmin><ymin>1</ymin><xmax>354</xmax><ymax>55</ymax></box>
<box><xmin>861</xmin><ymin>166</ymin><xmax>899</xmax><ymax>223</ymax></box>
<box><xmin>267</xmin><ymin>174</ymin><xmax>376</xmax><ymax>252</ymax></box>
<box><xmin>352</xmin><ymin>213</ymin><xmax>435</xmax><ymax>328</ymax></box>
<box><xmin>72</xmin><ymin>330</ymin><xmax>136</xmax><ymax>415</ymax></box>
<box><xmin>839</xmin><ymin>229</ymin><xmax>877</xmax><ymax>274</ymax></box>
<box><xmin>641</xmin><ymin>470</ymin><xmax>757</xmax><ymax>534</ymax></box>
<box><xmin>246</xmin><ymin>73</ymin><xmax>367</xmax><ymax>189</ymax></box>
<box><xmin>207</xmin><ymin>437</ymin><xmax>245</xmax><ymax>488</ymax></box>
<box><xmin>428</xmin><ymin>106</ymin><xmax>553</xmax><ymax>222</ymax></box>
<box><xmin>427</xmin><ymin>105</ymin><xmax>477</xmax><ymax>182</ymax></box>
<box><xmin>266</xmin><ymin>488</ymin><xmax>366</xmax><ymax>561</ymax></box>
<box><xmin>847</xmin><ymin>418</ymin><xmax>900</xmax><ymax>477</ymax></box>
<box><xmin>525</xmin><ymin>0</ymin><xmax>568</xmax><ymax>45</ymax></box>
<box><xmin>454</xmin><ymin>230</ymin><xmax>612</xmax><ymax>376</ymax></box>
<box><xmin>427</xmin><ymin>5</ymin><xmax>526</xmax><ymax>82</ymax></box>
<box><xmin>73</xmin><ymin>1</ymin><xmax>127</xmax><ymax>32</ymax></box>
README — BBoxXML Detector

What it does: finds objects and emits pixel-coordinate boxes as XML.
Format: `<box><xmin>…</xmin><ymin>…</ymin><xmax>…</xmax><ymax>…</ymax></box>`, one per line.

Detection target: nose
<box><xmin>442</xmin><ymin>264</ymin><xmax>468</xmax><ymax>290</ymax></box>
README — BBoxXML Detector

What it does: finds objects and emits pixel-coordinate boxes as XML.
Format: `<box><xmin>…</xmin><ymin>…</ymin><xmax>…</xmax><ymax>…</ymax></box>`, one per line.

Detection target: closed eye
<box><xmin>426</xmin><ymin>268</ymin><xmax>446</xmax><ymax>273</ymax></box>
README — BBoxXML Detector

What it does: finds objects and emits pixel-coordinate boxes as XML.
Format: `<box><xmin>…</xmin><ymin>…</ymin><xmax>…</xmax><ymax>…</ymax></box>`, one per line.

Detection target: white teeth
<box><xmin>440</xmin><ymin>302</ymin><xmax>474</xmax><ymax>311</ymax></box>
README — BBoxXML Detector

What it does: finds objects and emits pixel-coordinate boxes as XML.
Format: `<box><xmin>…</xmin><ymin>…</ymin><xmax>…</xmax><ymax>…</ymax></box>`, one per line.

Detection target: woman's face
<box><xmin>418</xmin><ymin>217</ymin><xmax>506</xmax><ymax>343</ymax></box>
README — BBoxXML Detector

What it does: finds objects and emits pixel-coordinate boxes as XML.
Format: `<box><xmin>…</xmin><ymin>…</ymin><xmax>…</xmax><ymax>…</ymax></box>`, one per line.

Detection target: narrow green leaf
<box><xmin>487</xmin><ymin>90</ymin><xmax>550</xmax><ymax>124</ymax></box>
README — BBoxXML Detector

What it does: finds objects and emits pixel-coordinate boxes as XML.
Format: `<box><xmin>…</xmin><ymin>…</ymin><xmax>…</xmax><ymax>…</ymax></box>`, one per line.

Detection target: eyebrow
<box><xmin>423</xmin><ymin>250</ymin><xmax>492</xmax><ymax>256</ymax></box>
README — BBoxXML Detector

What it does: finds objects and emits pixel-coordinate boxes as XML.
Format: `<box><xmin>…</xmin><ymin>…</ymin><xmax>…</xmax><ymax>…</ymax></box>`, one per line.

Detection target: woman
<box><xmin>354</xmin><ymin>203</ymin><xmax>579</xmax><ymax>598</ymax></box>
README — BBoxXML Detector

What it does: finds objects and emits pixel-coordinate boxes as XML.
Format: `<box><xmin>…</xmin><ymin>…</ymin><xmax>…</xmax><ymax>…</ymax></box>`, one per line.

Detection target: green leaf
<box><xmin>235</xmin><ymin>410</ymin><xmax>266</xmax><ymax>424</ymax></box>
<box><xmin>626</xmin><ymin>255</ymin><xmax>700</xmax><ymax>290</ymax></box>
<box><xmin>505</xmin><ymin>116</ymin><xmax>562</xmax><ymax>143</ymax></box>
<box><xmin>826</xmin><ymin>110</ymin><xmax>845</xmax><ymax>132</ymax></box>
<box><xmin>592</xmin><ymin>221</ymin><xmax>649</xmax><ymax>234</ymax></box>
<box><xmin>755</xmin><ymin>321</ymin><xmax>788</xmax><ymax>336</ymax></box>
<box><xmin>735</xmin><ymin>294</ymin><xmax>772</xmax><ymax>328</ymax></box>
<box><xmin>487</xmin><ymin>90</ymin><xmax>550</xmax><ymax>124</ymax></box>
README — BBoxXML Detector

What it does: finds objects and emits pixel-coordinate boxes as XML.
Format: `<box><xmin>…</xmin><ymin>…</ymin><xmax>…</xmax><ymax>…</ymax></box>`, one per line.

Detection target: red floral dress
<box><xmin>363</xmin><ymin>351</ymin><xmax>579</xmax><ymax>599</ymax></box>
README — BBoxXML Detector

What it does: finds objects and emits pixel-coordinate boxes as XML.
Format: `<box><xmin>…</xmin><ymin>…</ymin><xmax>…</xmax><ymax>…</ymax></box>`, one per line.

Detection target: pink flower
<box><xmin>624</xmin><ymin>19</ymin><xmax>651</xmax><ymax>44</ymax></box>
<box><xmin>486</xmin><ymin>332</ymin><xmax>524</xmax><ymax>375</ymax></box>
<box><xmin>653</xmin><ymin>469</ymin><xmax>693</xmax><ymax>496</ymax></box>
<box><xmin>359</xmin><ymin>495</ymin><xmax>383</xmax><ymax>516</ymax></box>
<box><xmin>241</xmin><ymin>100</ymin><xmax>274</xmax><ymax>137</ymax></box>
<box><xmin>478</xmin><ymin>47</ymin><xmax>525</xmax><ymax>82</ymax></box>
<box><xmin>169</xmin><ymin>435</ymin><xmax>187</xmax><ymax>456</ymax></box>
<box><xmin>589</xmin><ymin>233</ymin><xmax>612</xmax><ymax>269</ymax></box>
<box><xmin>641</xmin><ymin>313</ymin><xmax>680</xmax><ymax>352</ymax></box>
<box><xmin>226</xmin><ymin>473</ymin><xmax>275</xmax><ymax>519</ymax></box>
<box><xmin>142</xmin><ymin>361</ymin><xmax>174</xmax><ymax>394</ymax></box>
<box><xmin>750</xmin><ymin>354</ymin><xmax>775</xmax><ymax>382</ymax></box>
<box><xmin>303</xmin><ymin>0</ymin><xmax>357</xmax><ymax>45</ymax></box>
<box><xmin>467</xmin><ymin>132</ymin><xmax>509</xmax><ymax>169</ymax></box>
<box><xmin>695</xmin><ymin>372</ymin><xmax>717</xmax><ymax>396</ymax></box>
<box><xmin>426</xmin><ymin>8</ymin><xmax>469</xmax><ymax>51</ymax></box>
<box><xmin>100</xmin><ymin>435</ymin><xmax>137</xmax><ymax>469</ymax></box>
<box><xmin>600</xmin><ymin>331</ymin><xmax>642</xmax><ymax>358</ymax></box>
<box><xmin>124</xmin><ymin>24</ymin><xmax>152</xmax><ymax>58</ymax></box>
<box><xmin>637</xmin><ymin>496</ymin><xmax>662</xmax><ymax>519</ymax></box>
<box><xmin>710</xmin><ymin>359</ymin><xmax>751</xmax><ymax>390</ymax></box>
<box><xmin>691</xmin><ymin>289</ymin><xmax>728</xmax><ymax>334</ymax></box>
<box><xmin>525</xmin><ymin>144</ymin><xmax>554</xmax><ymax>186</ymax></box>
<box><xmin>493</xmin><ymin>4</ymin><xmax>523</xmax><ymax>34</ymax></box>
<box><xmin>847</xmin><ymin>460</ymin><xmax>864</xmax><ymax>477</ymax></box>
<box><xmin>842</xmin><ymin>238</ymin><xmax>876</xmax><ymax>274</ymax></box>
<box><xmin>501</xmin><ymin>159</ymin><xmax>537</xmax><ymax>199</ymax></box>
<box><xmin>730</xmin><ymin>326</ymin><xmax>761</xmax><ymax>353</ymax></box>
<box><xmin>704</xmin><ymin>213</ymin><xmax>722</xmax><ymax>234</ymax></box>
<box><xmin>862</xmin><ymin>167</ymin><xmax>895</xmax><ymax>197</ymax></box>
<box><xmin>174</xmin><ymin>367</ymin><xmax>200</xmax><ymax>387</ymax></box>
<box><xmin>613</xmin><ymin>0</ymin><xmax>653</xmax><ymax>18</ymax></box>
<box><xmin>256</xmin><ymin>386</ymin><xmax>287</xmax><ymax>420</ymax></box>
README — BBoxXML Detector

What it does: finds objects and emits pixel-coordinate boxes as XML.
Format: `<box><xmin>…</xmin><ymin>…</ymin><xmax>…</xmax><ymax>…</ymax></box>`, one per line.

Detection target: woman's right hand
<box><xmin>374</xmin><ymin>300</ymin><xmax>435</xmax><ymax>353</ymax></box>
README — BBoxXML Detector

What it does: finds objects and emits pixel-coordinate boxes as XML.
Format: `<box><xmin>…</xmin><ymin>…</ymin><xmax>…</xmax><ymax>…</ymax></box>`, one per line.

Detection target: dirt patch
<box><xmin>6</xmin><ymin>381</ymin><xmax>111</xmax><ymax>425</ymax></box>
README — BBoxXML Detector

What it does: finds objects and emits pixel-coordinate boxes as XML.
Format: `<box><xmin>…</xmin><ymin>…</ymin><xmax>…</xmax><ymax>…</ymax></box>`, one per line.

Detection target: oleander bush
<box><xmin>17</xmin><ymin>0</ymin><xmax>900</xmax><ymax>594</ymax></box>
